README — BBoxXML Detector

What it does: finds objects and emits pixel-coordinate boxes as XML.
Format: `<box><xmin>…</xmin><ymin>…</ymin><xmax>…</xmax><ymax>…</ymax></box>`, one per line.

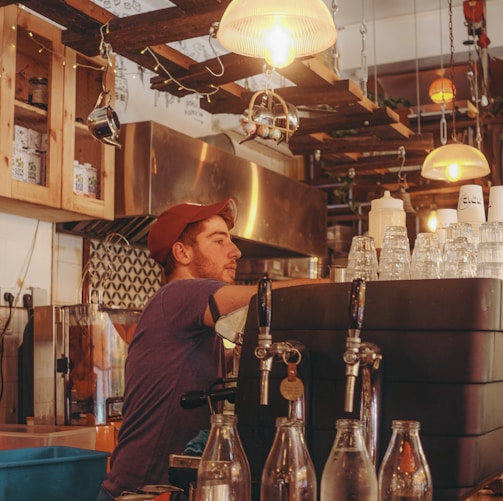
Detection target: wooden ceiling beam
<box><xmin>150</xmin><ymin>53</ymin><xmax>264</xmax><ymax>94</ymax></box>
<box><xmin>62</xmin><ymin>3</ymin><xmax>230</xmax><ymax>56</ymax></box>
<box><xmin>289</xmin><ymin>132</ymin><xmax>434</xmax><ymax>155</ymax></box>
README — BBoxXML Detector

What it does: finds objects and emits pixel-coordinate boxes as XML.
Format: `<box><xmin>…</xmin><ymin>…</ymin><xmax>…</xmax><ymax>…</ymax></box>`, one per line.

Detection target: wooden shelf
<box><xmin>14</xmin><ymin>100</ymin><xmax>48</xmax><ymax>131</ymax></box>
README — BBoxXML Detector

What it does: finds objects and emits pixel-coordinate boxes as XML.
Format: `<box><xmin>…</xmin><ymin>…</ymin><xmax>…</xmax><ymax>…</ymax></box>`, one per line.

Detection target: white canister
<box><xmin>488</xmin><ymin>186</ymin><xmax>503</xmax><ymax>222</ymax></box>
<box><xmin>368</xmin><ymin>190</ymin><xmax>406</xmax><ymax>249</ymax></box>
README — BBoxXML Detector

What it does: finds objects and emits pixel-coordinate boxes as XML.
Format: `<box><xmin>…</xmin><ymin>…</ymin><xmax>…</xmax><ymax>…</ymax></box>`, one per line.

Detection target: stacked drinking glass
<box><xmin>476</xmin><ymin>222</ymin><xmax>503</xmax><ymax>280</ymax></box>
<box><xmin>378</xmin><ymin>226</ymin><xmax>411</xmax><ymax>280</ymax></box>
<box><xmin>410</xmin><ymin>233</ymin><xmax>442</xmax><ymax>279</ymax></box>
<box><xmin>346</xmin><ymin>235</ymin><xmax>379</xmax><ymax>281</ymax></box>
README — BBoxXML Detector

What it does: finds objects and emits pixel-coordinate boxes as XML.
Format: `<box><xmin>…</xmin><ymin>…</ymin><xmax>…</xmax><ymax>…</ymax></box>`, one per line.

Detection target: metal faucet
<box><xmin>253</xmin><ymin>278</ymin><xmax>306</xmax><ymax>420</ymax></box>
<box><xmin>343</xmin><ymin>278</ymin><xmax>382</xmax><ymax>463</ymax></box>
<box><xmin>254</xmin><ymin>278</ymin><xmax>273</xmax><ymax>406</ymax></box>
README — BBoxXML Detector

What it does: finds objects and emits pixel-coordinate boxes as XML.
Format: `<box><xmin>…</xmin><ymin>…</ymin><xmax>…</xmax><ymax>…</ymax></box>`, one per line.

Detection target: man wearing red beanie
<box><xmin>98</xmin><ymin>198</ymin><xmax>326</xmax><ymax>500</ymax></box>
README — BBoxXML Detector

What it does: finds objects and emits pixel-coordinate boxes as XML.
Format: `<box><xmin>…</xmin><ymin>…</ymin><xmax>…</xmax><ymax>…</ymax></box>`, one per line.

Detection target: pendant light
<box><xmin>428</xmin><ymin>76</ymin><xmax>455</xmax><ymax>105</ymax></box>
<box><xmin>421</xmin><ymin>0</ymin><xmax>490</xmax><ymax>182</ymax></box>
<box><xmin>216</xmin><ymin>0</ymin><xmax>337</xmax><ymax>69</ymax></box>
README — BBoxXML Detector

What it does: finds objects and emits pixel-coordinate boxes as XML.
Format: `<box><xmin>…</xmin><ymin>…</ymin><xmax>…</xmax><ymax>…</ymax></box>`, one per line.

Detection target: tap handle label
<box><xmin>280</xmin><ymin>362</ymin><xmax>304</xmax><ymax>401</ymax></box>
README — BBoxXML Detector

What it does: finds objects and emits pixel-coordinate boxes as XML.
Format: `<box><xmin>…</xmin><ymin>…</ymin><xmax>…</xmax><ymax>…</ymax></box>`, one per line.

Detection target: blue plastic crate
<box><xmin>0</xmin><ymin>446</ymin><xmax>109</xmax><ymax>501</ymax></box>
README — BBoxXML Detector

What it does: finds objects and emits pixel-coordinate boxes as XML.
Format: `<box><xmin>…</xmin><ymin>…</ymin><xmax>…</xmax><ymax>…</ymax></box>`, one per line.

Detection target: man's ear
<box><xmin>172</xmin><ymin>242</ymin><xmax>192</xmax><ymax>264</ymax></box>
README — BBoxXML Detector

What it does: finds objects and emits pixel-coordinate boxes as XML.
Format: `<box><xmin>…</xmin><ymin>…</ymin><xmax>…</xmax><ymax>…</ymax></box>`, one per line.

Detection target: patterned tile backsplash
<box><xmin>85</xmin><ymin>239</ymin><xmax>162</xmax><ymax>309</ymax></box>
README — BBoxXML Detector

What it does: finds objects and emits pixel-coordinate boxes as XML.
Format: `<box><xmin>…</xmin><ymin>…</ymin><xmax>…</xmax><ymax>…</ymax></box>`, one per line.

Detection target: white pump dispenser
<box><xmin>368</xmin><ymin>190</ymin><xmax>406</xmax><ymax>249</ymax></box>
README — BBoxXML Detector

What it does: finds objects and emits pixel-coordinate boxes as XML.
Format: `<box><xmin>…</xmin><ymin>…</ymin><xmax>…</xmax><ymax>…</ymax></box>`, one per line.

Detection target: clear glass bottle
<box><xmin>320</xmin><ymin>418</ymin><xmax>378</xmax><ymax>501</ymax></box>
<box><xmin>378</xmin><ymin>420</ymin><xmax>433</xmax><ymax>501</ymax></box>
<box><xmin>197</xmin><ymin>413</ymin><xmax>251</xmax><ymax>501</ymax></box>
<box><xmin>261</xmin><ymin>417</ymin><xmax>317</xmax><ymax>501</ymax></box>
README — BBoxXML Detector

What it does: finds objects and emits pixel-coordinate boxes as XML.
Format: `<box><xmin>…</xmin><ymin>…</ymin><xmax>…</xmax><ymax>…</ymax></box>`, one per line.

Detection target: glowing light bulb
<box><xmin>263</xmin><ymin>19</ymin><xmax>295</xmax><ymax>68</ymax></box>
<box><xmin>446</xmin><ymin>162</ymin><xmax>461</xmax><ymax>182</ymax></box>
<box><xmin>427</xmin><ymin>210</ymin><xmax>438</xmax><ymax>232</ymax></box>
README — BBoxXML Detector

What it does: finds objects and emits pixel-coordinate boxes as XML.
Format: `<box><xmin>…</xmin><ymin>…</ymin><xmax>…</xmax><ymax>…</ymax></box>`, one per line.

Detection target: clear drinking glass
<box><xmin>479</xmin><ymin>221</ymin><xmax>503</xmax><ymax>243</ymax></box>
<box><xmin>444</xmin><ymin>222</ymin><xmax>474</xmax><ymax>245</ymax></box>
<box><xmin>410</xmin><ymin>233</ymin><xmax>442</xmax><ymax>279</ymax></box>
<box><xmin>346</xmin><ymin>236</ymin><xmax>379</xmax><ymax>282</ymax></box>
<box><xmin>441</xmin><ymin>236</ymin><xmax>476</xmax><ymax>278</ymax></box>
<box><xmin>378</xmin><ymin>226</ymin><xmax>411</xmax><ymax>280</ymax></box>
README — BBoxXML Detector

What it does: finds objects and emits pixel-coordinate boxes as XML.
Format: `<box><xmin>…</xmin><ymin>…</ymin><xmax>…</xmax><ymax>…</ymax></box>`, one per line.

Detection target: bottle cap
<box><xmin>371</xmin><ymin>190</ymin><xmax>404</xmax><ymax>210</ymax></box>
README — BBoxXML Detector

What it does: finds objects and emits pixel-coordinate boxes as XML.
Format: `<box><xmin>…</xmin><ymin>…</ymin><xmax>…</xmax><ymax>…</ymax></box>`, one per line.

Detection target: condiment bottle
<box><xmin>197</xmin><ymin>413</ymin><xmax>251</xmax><ymax>501</ymax></box>
<box><xmin>320</xmin><ymin>418</ymin><xmax>378</xmax><ymax>501</ymax></box>
<box><xmin>368</xmin><ymin>190</ymin><xmax>406</xmax><ymax>249</ymax></box>
<box><xmin>261</xmin><ymin>417</ymin><xmax>317</xmax><ymax>501</ymax></box>
<box><xmin>378</xmin><ymin>420</ymin><xmax>433</xmax><ymax>500</ymax></box>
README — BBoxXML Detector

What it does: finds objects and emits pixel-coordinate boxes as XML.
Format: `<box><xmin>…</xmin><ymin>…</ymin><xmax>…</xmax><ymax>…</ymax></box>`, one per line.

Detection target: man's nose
<box><xmin>230</xmin><ymin>241</ymin><xmax>242</xmax><ymax>259</ymax></box>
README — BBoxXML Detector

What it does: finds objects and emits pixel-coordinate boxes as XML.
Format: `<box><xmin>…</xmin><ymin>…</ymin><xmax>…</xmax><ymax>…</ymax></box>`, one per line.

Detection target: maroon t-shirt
<box><xmin>102</xmin><ymin>278</ymin><xmax>227</xmax><ymax>497</ymax></box>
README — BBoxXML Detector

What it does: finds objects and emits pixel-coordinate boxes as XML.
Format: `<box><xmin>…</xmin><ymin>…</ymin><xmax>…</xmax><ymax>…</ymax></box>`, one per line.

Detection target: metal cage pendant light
<box><xmin>216</xmin><ymin>0</ymin><xmax>337</xmax><ymax>69</ymax></box>
<box><xmin>428</xmin><ymin>77</ymin><xmax>455</xmax><ymax>105</ymax></box>
<box><xmin>421</xmin><ymin>0</ymin><xmax>489</xmax><ymax>182</ymax></box>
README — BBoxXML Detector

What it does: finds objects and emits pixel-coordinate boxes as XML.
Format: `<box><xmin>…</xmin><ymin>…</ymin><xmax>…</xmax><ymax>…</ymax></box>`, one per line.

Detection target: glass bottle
<box><xmin>378</xmin><ymin>420</ymin><xmax>433</xmax><ymax>501</ymax></box>
<box><xmin>261</xmin><ymin>417</ymin><xmax>317</xmax><ymax>501</ymax></box>
<box><xmin>197</xmin><ymin>413</ymin><xmax>251</xmax><ymax>501</ymax></box>
<box><xmin>320</xmin><ymin>418</ymin><xmax>378</xmax><ymax>501</ymax></box>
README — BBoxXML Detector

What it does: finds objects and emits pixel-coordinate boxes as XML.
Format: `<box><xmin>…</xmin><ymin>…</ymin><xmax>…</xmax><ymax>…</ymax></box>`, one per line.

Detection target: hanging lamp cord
<box><xmin>360</xmin><ymin>0</ymin><xmax>368</xmax><ymax>97</ymax></box>
<box><xmin>413</xmin><ymin>0</ymin><xmax>421</xmax><ymax>135</ymax></box>
<box><xmin>438</xmin><ymin>0</ymin><xmax>448</xmax><ymax>146</ymax></box>
<box><xmin>448</xmin><ymin>0</ymin><xmax>458</xmax><ymax>143</ymax></box>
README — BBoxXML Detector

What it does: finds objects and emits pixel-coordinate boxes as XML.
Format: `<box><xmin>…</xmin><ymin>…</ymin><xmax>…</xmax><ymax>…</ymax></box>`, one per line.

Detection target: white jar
<box><xmin>368</xmin><ymin>190</ymin><xmax>406</xmax><ymax>249</ymax></box>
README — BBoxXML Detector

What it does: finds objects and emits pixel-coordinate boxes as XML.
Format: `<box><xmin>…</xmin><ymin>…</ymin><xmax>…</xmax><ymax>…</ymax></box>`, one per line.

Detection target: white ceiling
<box><xmin>332</xmin><ymin>0</ymin><xmax>464</xmax><ymax>27</ymax></box>
<box><xmin>138</xmin><ymin>0</ymin><xmax>501</xmax><ymax>76</ymax></box>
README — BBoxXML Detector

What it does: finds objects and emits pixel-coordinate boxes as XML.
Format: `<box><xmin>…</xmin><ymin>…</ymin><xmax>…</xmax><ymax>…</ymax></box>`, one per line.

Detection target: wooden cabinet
<box><xmin>0</xmin><ymin>5</ymin><xmax>114</xmax><ymax>222</ymax></box>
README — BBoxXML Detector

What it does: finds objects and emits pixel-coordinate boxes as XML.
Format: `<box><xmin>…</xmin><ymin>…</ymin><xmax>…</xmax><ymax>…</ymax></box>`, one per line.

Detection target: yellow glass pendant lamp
<box><xmin>216</xmin><ymin>0</ymin><xmax>337</xmax><ymax>68</ymax></box>
<box><xmin>421</xmin><ymin>143</ymin><xmax>490</xmax><ymax>182</ymax></box>
<box><xmin>421</xmin><ymin>0</ymin><xmax>490</xmax><ymax>183</ymax></box>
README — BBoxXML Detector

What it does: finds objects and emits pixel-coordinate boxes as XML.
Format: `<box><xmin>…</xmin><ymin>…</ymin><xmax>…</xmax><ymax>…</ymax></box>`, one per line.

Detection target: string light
<box><xmin>141</xmin><ymin>46</ymin><xmax>220</xmax><ymax>102</ymax></box>
<box><xmin>26</xmin><ymin>29</ymin><xmax>105</xmax><ymax>71</ymax></box>
<box><xmin>9</xmin><ymin>17</ymin><xmax>218</xmax><ymax>105</ymax></box>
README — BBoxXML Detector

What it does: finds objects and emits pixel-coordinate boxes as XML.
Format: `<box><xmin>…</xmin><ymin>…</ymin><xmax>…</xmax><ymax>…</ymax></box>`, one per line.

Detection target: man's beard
<box><xmin>191</xmin><ymin>250</ymin><xmax>233</xmax><ymax>283</ymax></box>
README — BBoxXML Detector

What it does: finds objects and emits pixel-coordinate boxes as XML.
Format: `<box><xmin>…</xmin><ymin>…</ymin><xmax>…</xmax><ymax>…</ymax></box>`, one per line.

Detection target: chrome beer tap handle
<box><xmin>359</xmin><ymin>341</ymin><xmax>382</xmax><ymax>464</ymax></box>
<box><xmin>343</xmin><ymin>278</ymin><xmax>366</xmax><ymax>413</ymax></box>
<box><xmin>254</xmin><ymin>278</ymin><xmax>273</xmax><ymax>405</ymax></box>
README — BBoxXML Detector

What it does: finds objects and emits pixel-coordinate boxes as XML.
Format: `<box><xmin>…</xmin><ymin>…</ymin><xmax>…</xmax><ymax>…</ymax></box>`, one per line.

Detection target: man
<box><xmin>97</xmin><ymin>198</ymin><xmax>327</xmax><ymax>499</ymax></box>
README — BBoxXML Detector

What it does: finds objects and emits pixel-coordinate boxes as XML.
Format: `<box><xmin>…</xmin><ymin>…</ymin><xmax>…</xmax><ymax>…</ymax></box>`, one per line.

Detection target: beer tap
<box><xmin>254</xmin><ymin>278</ymin><xmax>273</xmax><ymax>405</ymax></box>
<box><xmin>344</xmin><ymin>278</ymin><xmax>366</xmax><ymax>413</ymax></box>
<box><xmin>343</xmin><ymin>278</ymin><xmax>382</xmax><ymax>463</ymax></box>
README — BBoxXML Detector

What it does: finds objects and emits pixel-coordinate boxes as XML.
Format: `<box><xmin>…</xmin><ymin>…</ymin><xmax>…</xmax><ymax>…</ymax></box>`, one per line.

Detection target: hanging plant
<box><xmin>367</xmin><ymin>91</ymin><xmax>411</xmax><ymax>110</ymax></box>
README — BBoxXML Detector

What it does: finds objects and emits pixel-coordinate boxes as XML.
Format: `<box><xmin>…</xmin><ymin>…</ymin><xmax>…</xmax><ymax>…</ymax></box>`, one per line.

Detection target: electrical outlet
<box><xmin>0</xmin><ymin>287</ymin><xmax>31</xmax><ymax>307</ymax></box>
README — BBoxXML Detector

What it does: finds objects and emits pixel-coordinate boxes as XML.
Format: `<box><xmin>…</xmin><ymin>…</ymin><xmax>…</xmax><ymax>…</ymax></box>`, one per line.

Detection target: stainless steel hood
<box><xmin>57</xmin><ymin>121</ymin><xmax>328</xmax><ymax>258</ymax></box>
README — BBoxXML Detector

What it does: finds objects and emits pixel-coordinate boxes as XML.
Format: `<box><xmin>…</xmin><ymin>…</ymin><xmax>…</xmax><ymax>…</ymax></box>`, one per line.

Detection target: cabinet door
<box><xmin>61</xmin><ymin>48</ymin><xmax>115</xmax><ymax>221</ymax></box>
<box><xmin>0</xmin><ymin>5</ymin><xmax>63</xmax><ymax>216</ymax></box>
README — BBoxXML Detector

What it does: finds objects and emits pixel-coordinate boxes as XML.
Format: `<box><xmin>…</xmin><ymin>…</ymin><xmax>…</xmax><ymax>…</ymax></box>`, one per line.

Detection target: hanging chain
<box><xmin>413</xmin><ymin>0</ymin><xmax>421</xmax><ymax>135</ymax></box>
<box><xmin>437</xmin><ymin>0</ymin><xmax>447</xmax><ymax>145</ymax></box>
<box><xmin>464</xmin><ymin>8</ymin><xmax>483</xmax><ymax>150</ymax></box>
<box><xmin>372</xmin><ymin>0</ymin><xmax>378</xmax><ymax>103</ymax></box>
<box><xmin>397</xmin><ymin>146</ymin><xmax>406</xmax><ymax>187</ymax></box>
<box><xmin>360</xmin><ymin>0</ymin><xmax>368</xmax><ymax>97</ymax></box>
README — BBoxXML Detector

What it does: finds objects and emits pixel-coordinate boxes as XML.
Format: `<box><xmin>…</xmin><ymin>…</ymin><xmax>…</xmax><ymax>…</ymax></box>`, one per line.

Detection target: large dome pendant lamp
<box><xmin>421</xmin><ymin>0</ymin><xmax>489</xmax><ymax>182</ymax></box>
<box><xmin>216</xmin><ymin>0</ymin><xmax>337</xmax><ymax>69</ymax></box>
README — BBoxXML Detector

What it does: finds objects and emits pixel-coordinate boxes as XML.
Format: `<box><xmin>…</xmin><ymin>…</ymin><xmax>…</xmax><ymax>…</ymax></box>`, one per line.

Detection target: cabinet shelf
<box><xmin>0</xmin><ymin>5</ymin><xmax>114</xmax><ymax>223</ymax></box>
<box><xmin>14</xmin><ymin>100</ymin><xmax>48</xmax><ymax>131</ymax></box>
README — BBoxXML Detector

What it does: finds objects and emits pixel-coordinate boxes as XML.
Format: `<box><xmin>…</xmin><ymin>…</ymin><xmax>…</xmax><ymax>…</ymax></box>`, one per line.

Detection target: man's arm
<box><xmin>203</xmin><ymin>278</ymin><xmax>329</xmax><ymax>326</ymax></box>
